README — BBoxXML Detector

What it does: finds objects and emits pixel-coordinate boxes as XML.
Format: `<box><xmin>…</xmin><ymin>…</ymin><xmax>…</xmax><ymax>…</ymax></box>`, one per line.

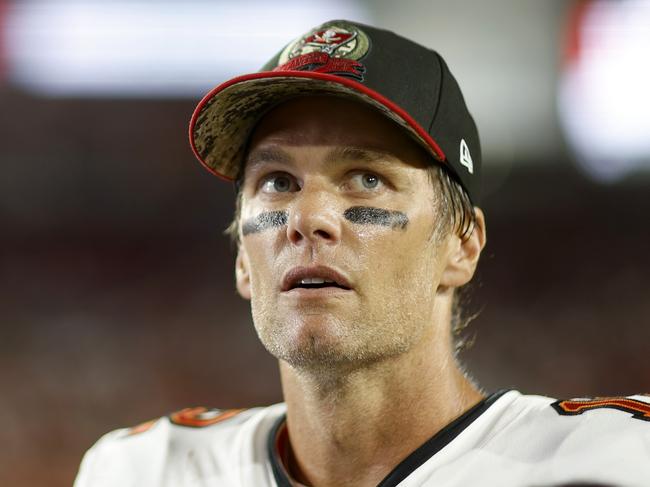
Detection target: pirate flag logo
<box><xmin>275</xmin><ymin>21</ymin><xmax>370</xmax><ymax>82</ymax></box>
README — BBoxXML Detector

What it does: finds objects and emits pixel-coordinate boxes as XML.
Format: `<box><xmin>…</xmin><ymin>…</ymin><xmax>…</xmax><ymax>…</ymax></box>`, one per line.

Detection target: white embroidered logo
<box><xmin>459</xmin><ymin>139</ymin><xmax>474</xmax><ymax>174</ymax></box>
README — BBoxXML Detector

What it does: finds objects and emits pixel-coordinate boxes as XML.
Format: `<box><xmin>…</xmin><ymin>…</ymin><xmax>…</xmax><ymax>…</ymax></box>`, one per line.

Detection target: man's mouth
<box><xmin>293</xmin><ymin>277</ymin><xmax>349</xmax><ymax>290</ymax></box>
<box><xmin>281</xmin><ymin>266</ymin><xmax>352</xmax><ymax>292</ymax></box>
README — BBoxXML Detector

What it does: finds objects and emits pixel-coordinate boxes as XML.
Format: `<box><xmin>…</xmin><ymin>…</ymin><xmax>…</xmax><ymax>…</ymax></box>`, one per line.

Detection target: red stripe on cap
<box><xmin>188</xmin><ymin>71</ymin><xmax>447</xmax><ymax>181</ymax></box>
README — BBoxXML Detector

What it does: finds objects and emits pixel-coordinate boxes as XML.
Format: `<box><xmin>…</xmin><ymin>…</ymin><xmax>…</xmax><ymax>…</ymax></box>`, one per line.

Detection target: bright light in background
<box><xmin>559</xmin><ymin>0</ymin><xmax>650</xmax><ymax>181</ymax></box>
<box><xmin>4</xmin><ymin>0</ymin><xmax>370</xmax><ymax>97</ymax></box>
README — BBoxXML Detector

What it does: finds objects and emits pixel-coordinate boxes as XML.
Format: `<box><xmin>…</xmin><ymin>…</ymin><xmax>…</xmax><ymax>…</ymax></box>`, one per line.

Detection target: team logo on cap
<box><xmin>275</xmin><ymin>22</ymin><xmax>370</xmax><ymax>81</ymax></box>
<box><xmin>459</xmin><ymin>139</ymin><xmax>474</xmax><ymax>174</ymax></box>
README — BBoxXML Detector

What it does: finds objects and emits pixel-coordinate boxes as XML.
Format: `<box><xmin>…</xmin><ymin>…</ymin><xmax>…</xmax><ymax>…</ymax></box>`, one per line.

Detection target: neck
<box><xmin>278</xmin><ymin>310</ymin><xmax>483</xmax><ymax>487</ymax></box>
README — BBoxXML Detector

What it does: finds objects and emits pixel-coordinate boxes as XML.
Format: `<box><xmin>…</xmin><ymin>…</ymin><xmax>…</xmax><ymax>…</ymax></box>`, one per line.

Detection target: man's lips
<box><xmin>281</xmin><ymin>265</ymin><xmax>353</xmax><ymax>292</ymax></box>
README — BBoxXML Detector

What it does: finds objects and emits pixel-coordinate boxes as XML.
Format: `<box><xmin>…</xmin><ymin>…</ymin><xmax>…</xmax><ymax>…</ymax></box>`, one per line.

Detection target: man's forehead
<box><xmin>244</xmin><ymin>97</ymin><xmax>431</xmax><ymax>169</ymax></box>
<box><xmin>246</xmin><ymin>96</ymin><xmax>423</xmax><ymax>151</ymax></box>
<box><xmin>243</xmin><ymin>144</ymin><xmax>428</xmax><ymax>176</ymax></box>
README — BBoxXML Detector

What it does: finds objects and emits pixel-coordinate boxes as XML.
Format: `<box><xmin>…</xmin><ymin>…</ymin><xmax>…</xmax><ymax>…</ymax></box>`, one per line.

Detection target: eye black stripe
<box><xmin>344</xmin><ymin>206</ymin><xmax>408</xmax><ymax>230</ymax></box>
<box><xmin>241</xmin><ymin>211</ymin><xmax>288</xmax><ymax>236</ymax></box>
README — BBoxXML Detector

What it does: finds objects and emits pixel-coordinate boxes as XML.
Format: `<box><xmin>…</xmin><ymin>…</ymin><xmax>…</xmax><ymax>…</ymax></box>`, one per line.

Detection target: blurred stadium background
<box><xmin>1</xmin><ymin>0</ymin><xmax>649</xmax><ymax>485</ymax></box>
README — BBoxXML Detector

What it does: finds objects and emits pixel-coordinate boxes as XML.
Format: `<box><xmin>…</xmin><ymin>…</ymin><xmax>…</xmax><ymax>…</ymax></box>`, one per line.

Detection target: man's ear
<box><xmin>235</xmin><ymin>246</ymin><xmax>251</xmax><ymax>300</ymax></box>
<box><xmin>439</xmin><ymin>207</ymin><xmax>487</xmax><ymax>288</ymax></box>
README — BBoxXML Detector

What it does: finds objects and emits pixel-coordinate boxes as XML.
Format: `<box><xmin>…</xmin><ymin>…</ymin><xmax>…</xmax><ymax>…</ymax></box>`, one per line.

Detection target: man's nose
<box><xmin>286</xmin><ymin>186</ymin><xmax>341</xmax><ymax>246</ymax></box>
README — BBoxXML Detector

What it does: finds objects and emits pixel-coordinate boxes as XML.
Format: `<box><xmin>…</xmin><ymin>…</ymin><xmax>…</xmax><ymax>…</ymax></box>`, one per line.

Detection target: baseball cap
<box><xmin>189</xmin><ymin>19</ymin><xmax>482</xmax><ymax>204</ymax></box>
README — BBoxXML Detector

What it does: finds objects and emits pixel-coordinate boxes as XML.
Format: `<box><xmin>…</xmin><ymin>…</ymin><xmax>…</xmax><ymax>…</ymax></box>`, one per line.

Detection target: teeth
<box><xmin>300</xmin><ymin>278</ymin><xmax>335</xmax><ymax>285</ymax></box>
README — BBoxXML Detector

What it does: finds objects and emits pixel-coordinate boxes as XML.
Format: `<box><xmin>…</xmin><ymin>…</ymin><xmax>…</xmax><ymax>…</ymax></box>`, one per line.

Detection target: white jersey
<box><xmin>74</xmin><ymin>390</ymin><xmax>650</xmax><ymax>487</ymax></box>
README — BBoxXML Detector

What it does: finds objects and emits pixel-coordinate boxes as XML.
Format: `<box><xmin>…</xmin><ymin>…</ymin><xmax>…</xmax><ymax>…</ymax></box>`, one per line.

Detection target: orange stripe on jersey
<box><xmin>126</xmin><ymin>418</ymin><xmax>158</xmax><ymax>436</ymax></box>
<box><xmin>169</xmin><ymin>407</ymin><xmax>246</xmax><ymax>428</ymax></box>
<box><xmin>552</xmin><ymin>397</ymin><xmax>650</xmax><ymax>422</ymax></box>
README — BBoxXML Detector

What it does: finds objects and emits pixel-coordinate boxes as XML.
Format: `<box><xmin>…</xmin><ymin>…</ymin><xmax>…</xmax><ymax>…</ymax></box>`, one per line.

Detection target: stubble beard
<box><xmin>251</xmin><ymin>299</ymin><xmax>425</xmax><ymax>379</ymax></box>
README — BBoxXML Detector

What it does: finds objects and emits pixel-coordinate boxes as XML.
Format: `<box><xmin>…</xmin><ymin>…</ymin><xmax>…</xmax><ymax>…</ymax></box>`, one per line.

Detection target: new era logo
<box><xmin>459</xmin><ymin>139</ymin><xmax>473</xmax><ymax>174</ymax></box>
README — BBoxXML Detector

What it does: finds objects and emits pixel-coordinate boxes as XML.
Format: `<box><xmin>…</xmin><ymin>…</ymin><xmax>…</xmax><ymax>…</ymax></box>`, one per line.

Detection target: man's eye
<box><xmin>350</xmin><ymin>172</ymin><xmax>383</xmax><ymax>190</ymax></box>
<box><xmin>260</xmin><ymin>174</ymin><xmax>297</xmax><ymax>193</ymax></box>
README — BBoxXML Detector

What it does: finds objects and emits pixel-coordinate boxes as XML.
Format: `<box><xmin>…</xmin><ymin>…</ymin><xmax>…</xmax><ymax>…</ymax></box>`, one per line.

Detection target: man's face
<box><xmin>236</xmin><ymin>96</ymin><xmax>457</xmax><ymax>370</ymax></box>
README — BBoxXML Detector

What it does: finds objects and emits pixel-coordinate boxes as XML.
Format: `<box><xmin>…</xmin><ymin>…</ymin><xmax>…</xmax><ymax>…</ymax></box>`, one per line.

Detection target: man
<box><xmin>75</xmin><ymin>20</ymin><xmax>650</xmax><ymax>487</ymax></box>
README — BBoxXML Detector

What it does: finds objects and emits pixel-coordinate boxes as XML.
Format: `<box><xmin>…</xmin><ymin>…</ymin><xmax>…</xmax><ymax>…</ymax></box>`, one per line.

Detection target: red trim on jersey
<box><xmin>188</xmin><ymin>71</ymin><xmax>447</xmax><ymax>181</ymax></box>
<box><xmin>126</xmin><ymin>418</ymin><xmax>158</xmax><ymax>436</ymax></box>
<box><xmin>169</xmin><ymin>407</ymin><xmax>245</xmax><ymax>428</ymax></box>
<box><xmin>275</xmin><ymin>420</ymin><xmax>290</xmax><ymax>469</ymax></box>
<box><xmin>552</xmin><ymin>397</ymin><xmax>650</xmax><ymax>421</ymax></box>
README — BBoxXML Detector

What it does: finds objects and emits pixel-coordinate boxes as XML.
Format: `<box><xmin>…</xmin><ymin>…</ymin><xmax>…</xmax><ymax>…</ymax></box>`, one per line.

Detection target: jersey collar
<box><xmin>267</xmin><ymin>389</ymin><xmax>510</xmax><ymax>487</ymax></box>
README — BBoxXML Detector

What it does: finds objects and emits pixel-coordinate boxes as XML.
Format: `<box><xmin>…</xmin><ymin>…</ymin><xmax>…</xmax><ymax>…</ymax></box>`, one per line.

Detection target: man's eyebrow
<box><xmin>244</xmin><ymin>147</ymin><xmax>293</xmax><ymax>171</ymax></box>
<box><xmin>244</xmin><ymin>146</ymin><xmax>399</xmax><ymax>173</ymax></box>
<box><xmin>324</xmin><ymin>146</ymin><xmax>400</xmax><ymax>166</ymax></box>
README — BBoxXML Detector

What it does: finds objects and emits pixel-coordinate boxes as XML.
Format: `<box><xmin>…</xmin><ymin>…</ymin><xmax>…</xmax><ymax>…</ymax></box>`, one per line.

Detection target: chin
<box><xmin>253</xmin><ymin>309</ymin><xmax>415</xmax><ymax>371</ymax></box>
<box><xmin>255</xmin><ymin>317</ymin><xmax>346</xmax><ymax>366</ymax></box>
<box><xmin>267</xmin><ymin>318</ymin><xmax>350</xmax><ymax>365</ymax></box>
<box><xmin>264</xmin><ymin>329</ymin><xmax>406</xmax><ymax>375</ymax></box>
